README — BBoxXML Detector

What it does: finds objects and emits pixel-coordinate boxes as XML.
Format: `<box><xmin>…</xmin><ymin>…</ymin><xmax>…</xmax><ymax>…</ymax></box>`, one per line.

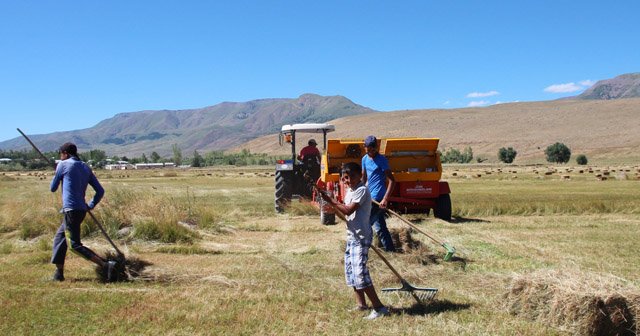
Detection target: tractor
<box><xmin>274</xmin><ymin>123</ymin><xmax>335</xmax><ymax>213</ymax></box>
<box><xmin>316</xmin><ymin>137</ymin><xmax>452</xmax><ymax>223</ymax></box>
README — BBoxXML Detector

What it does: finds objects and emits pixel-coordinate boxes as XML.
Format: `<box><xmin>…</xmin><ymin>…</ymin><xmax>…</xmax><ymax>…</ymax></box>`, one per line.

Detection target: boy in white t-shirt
<box><xmin>320</xmin><ymin>162</ymin><xmax>390</xmax><ymax>319</ymax></box>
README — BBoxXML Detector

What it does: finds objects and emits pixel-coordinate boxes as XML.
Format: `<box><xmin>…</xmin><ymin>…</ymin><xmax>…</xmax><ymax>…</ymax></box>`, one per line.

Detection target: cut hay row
<box><xmin>505</xmin><ymin>269</ymin><xmax>639</xmax><ymax>335</ymax></box>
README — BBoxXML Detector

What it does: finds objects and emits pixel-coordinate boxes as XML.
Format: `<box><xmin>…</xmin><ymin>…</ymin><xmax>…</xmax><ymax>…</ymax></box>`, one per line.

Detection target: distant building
<box><xmin>0</xmin><ymin>158</ymin><xmax>12</xmax><ymax>163</ymax></box>
<box><xmin>134</xmin><ymin>162</ymin><xmax>176</xmax><ymax>169</ymax></box>
<box><xmin>105</xmin><ymin>161</ymin><xmax>134</xmax><ymax>170</ymax></box>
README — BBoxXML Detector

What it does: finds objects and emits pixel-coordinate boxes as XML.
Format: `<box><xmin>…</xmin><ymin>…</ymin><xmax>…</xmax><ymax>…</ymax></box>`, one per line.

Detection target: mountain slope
<box><xmin>1</xmin><ymin>94</ymin><xmax>376</xmax><ymax>156</ymax></box>
<box><xmin>236</xmin><ymin>98</ymin><xmax>640</xmax><ymax>163</ymax></box>
<box><xmin>578</xmin><ymin>72</ymin><xmax>640</xmax><ymax>100</ymax></box>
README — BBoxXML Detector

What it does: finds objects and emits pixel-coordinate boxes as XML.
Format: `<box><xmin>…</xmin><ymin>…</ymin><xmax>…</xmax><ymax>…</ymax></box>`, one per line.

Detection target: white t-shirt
<box><xmin>344</xmin><ymin>182</ymin><xmax>373</xmax><ymax>244</ymax></box>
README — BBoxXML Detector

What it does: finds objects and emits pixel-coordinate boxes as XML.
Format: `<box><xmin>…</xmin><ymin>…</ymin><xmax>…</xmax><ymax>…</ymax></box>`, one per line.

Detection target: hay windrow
<box><xmin>385</xmin><ymin>227</ymin><xmax>468</xmax><ymax>267</ymax></box>
<box><xmin>95</xmin><ymin>251</ymin><xmax>153</xmax><ymax>283</ymax></box>
<box><xmin>505</xmin><ymin>269</ymin><xmax>639</xmax><ymax>335</ymax></box>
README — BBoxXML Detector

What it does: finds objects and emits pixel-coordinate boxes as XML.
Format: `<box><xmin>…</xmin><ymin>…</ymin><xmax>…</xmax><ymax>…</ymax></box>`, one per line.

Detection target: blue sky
<box><xmin>1</xmin><ymin>1</ymin><xmax>639</xmax><ymax>142</ymax></box>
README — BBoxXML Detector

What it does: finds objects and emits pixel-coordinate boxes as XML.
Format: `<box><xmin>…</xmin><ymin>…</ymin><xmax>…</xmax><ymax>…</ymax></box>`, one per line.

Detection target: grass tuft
<box><xmin>0</xmin><ymin>242</ymin><xmax>12</xmax><ymax>254</ymax></box>
<box><xmin>156</xmin><ymin>245</ymin><xmax>221</xmax><ymax>255</ymax></box>
<box><xmin>133</xmin><ymin>220</ymin><xmax>198</xmax><ymax>244</ymax></box>
<box><xmin>286</xmin><ymin>200</ymin><xmax>319</xmax><ymax>216</ymax></box>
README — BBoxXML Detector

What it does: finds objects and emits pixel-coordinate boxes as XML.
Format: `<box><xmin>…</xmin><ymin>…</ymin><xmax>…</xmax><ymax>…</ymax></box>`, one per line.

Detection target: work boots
<box><xmin>52</xmin><ymin>269</ymin><xmax>64</xmax><ymax>282</ymax></box>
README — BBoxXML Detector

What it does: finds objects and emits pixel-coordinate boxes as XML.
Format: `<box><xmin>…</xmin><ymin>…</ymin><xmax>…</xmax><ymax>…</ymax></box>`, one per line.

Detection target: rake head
<box><xmin>442</xmin><ymin>242</ymin><xmax>456</xmax><ymax>261</ymax></box>
<box><xmin>382</xmin><ymin>280</ymin><xmax>438</xmax><ymax>304</ymax></box>
<box><xmin>94</xmin><ymin>251</ymin><xmax>152</xmax><ymax>283</ymax></box>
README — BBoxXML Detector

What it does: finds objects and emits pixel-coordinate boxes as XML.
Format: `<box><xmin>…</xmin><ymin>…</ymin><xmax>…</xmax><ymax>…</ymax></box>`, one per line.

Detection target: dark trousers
<box><xmin>370</xmin><ymin>203</ymin><xmax>395</xmax><ymax>252</ymax></box>
<box><xmin>51</xmin><ymin>210</ymin><xmax>99</xmax><ymax>265</ymax></box>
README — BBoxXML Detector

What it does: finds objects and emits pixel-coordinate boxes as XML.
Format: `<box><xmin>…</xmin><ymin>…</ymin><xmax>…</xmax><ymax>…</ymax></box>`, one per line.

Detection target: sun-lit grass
<box><xmin>0</xmin><ymin>165</ymin><xmax>638</xmax><ymax>335</ymax></box>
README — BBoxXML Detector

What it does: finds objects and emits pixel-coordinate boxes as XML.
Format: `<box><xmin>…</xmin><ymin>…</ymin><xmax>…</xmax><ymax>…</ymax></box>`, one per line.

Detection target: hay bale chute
<box><xmin>505</xmin><ymin>269</ymin><xmax>639</xmax><ymax>335</ymax></box>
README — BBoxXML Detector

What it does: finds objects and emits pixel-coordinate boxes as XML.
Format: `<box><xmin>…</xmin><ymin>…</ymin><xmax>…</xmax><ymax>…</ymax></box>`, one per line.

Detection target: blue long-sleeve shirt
<box><xmin>50</xmin><ymin>157</ymin><xmax>104</xmax><ymax>211</ymax></box>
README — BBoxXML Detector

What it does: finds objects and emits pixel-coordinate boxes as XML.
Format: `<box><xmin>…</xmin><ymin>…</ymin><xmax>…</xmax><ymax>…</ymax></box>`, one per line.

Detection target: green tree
<box><xmin>576</xmin><ymin>154</ymin><xmax>588</xmax><ymax>165</ymax></box>
<box><xmin>172</xmin><ymin>144</ymin><xmax>182</xmax><ymax>165</ymax></box>
<box><xmin>150</xmin><ymin>151</ymin><xmax>161</xmax><ymax>163</ymax></box>
<box><xmin>462</xmin><ymin>146</ymin><xmax>473</xmax><ymax>163</ymax></box>
<box><xmin>141</xmin><ymin>153</ymin><xmax>148</xmax><ymax>163</ymax></box>
<box><xmin>191</xmin><ymin>150</ymin><xmax>203</xmax><ymax>167</ymax></box>
<box><xmin>442</xmin><ymin>147</ymin><xmax>473</xmax><ymax>163</ymax></box>
<box><xmin>545</xmin><ymin>142</ymin><xmax>571</xmax><ymax>164</ymax></box>
<box><xmin>498</xmin><ymin>147</ymin><xmax>517</xmax><ymax>163</ymax></box>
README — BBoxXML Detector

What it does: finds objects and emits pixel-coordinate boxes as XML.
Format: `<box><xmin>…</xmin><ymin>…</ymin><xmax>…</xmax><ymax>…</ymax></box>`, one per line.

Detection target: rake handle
<box><xmin>88</xmin><ymin>210</ymin><xmax>125</xmax><ymax>259</ymax></box>
<box><xmin>372</xmin><ymin>199</ymin><xmax>445</xmax><ymax>246</ymax></box>
<box><xmin>16</xmin><ymin>128</ymin><xmax>53</xmax><ymax>165</ymax></box>
<box><xmin>369</xmin><ymin>244</ymin><xmax>406</xmax><ymax>283</ymax></box>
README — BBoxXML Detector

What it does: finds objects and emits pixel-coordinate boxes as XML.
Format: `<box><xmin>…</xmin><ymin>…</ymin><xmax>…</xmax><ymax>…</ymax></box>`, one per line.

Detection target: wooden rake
<box><xmin>312</xmin><ymin>184</ymin><xmax>438</xmax><ymax>305</ymax></box>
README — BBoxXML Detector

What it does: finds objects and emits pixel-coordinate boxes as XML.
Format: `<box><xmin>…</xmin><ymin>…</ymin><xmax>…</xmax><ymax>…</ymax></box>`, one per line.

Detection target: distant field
<box><xmin>1</xmin><ymin>165</ymin><xmax>639</xmax><ymax>335</ymax></box>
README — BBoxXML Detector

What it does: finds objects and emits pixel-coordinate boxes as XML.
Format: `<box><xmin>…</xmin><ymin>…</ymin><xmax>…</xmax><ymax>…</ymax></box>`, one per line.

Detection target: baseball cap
<box><xmin>364</xmin><ymin>136</ymin><xmax>377</xmax><ymax>147</ymax></box>
<box><xmin>309</xmin><ymin>139</ymin><xmax>317</xmax><ymax>145</ymax></box>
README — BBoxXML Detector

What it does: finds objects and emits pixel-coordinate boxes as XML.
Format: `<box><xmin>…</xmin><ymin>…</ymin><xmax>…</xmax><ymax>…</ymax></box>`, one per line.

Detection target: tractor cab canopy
<box><xmin>279</xmin><ymin>123</ymin><xmax>335</xmax><ymax>154</ymax></box>
<box><xmin>280</xmin><ymin>123</ymin><xmax>335</xmax><ymax>134</ymax></box>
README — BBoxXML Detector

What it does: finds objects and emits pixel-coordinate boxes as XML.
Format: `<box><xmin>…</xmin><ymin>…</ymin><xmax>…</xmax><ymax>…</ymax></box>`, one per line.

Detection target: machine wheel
<box><xmin>319</xmin><ymin>197</ymin><xmax>336</xmax><ymax>225</ymax></box>
<box><xmin>434</xmin><ymin>193</ymin><xmax>452</xmax><ymax>221</ymax></box>
<box><xmin>275</xmin><ymin>171</ymin><xmax>292</xmax><ymax>213</ymax></box>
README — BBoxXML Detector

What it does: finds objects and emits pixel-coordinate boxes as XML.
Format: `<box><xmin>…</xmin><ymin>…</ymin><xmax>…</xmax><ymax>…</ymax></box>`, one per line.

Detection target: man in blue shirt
<box><xmin>361</xmin><ymin>136</ymin><xmax>396</xmax><ymax>252</ymax></box>
<box><xmin>50</xmin><ymin>142</ymin><xmax>116</xmax><ymax>282</ymax></box>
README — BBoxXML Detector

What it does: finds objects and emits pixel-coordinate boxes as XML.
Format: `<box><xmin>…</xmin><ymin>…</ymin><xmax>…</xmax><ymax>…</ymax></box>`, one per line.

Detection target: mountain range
<box><xmin>2</xmin><ymin>72</ymin><xmax>639</xmax><ymax>163</ymax></box>
<box><xmin>1</xmin><ymin>94</ymin><xmax>376</xmax><ymax>156</ymax></box>
<box><xmin>577</xmin><ymin>72</ymin><xmax>640</xmax><ymax>100</ymax></box>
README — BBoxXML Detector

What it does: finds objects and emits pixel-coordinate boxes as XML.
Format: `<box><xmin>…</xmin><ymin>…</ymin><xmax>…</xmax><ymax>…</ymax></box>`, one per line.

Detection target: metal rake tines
<box><xmin>381</xmin><ymin>280</ymin><xmax>438</xmax><ymax>304</ymax></box>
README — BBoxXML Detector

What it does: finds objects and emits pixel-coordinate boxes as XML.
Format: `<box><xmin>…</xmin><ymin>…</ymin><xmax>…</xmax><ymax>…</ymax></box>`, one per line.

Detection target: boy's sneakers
<box><xmin>52</xmin><ymin>269</ymin><xmax>64</xmax><ymax>282</ymax></box>
<box><xmin>106</xmin><ymin>260</ymin><xmax>118</xmax><ymax>282</ymax></box>
<box><xmin>364</xmin><ymin>306</ymin><xmax>390</xmax><ymax>320</ymax></box>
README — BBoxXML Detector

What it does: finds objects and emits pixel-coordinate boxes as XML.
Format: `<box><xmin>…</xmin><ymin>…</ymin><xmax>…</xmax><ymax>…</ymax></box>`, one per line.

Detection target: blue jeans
<box><xmin>51</xmin><ymin>210</ymin><xmax>99</xmax><ymax>265</ymax></box>
<box><xmin>370</xmin><ymin>203</ymin><xmax>395</xmax><ymax>252</ymax></box>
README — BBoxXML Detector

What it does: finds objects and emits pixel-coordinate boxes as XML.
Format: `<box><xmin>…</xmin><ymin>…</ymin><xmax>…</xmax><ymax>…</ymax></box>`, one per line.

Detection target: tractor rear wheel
<box><xmin>434</xmin><ymin>193</ymin><xmax>452</xmax><ymax>221</ymax></box>
<box><xmin>275</xmin><ymin>171</ymin><xmax>292</xmax><ymax>213</ymax></box>
<box><xmin>320</xmin><ymin>204</ymin><xmax>336</xmax><ymax>225</ymax></box>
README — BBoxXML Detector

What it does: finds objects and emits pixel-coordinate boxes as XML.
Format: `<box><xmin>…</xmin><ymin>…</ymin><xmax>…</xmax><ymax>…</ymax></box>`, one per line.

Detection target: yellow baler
<box><xmin>317</xmin><ymin>137</ymin><xmax>451</xmax><ymax>221</ymax></box>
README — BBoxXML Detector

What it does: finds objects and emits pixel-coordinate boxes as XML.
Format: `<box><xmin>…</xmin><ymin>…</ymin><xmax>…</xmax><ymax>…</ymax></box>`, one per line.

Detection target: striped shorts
<box><xmin>344</xmin><ymin>238</ymin><xmax>372</xmax><ymax>289</ymax></box>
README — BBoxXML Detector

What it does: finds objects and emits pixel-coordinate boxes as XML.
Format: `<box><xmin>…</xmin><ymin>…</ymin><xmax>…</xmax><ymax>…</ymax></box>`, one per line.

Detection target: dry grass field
<box><xmin>1</xmin><ymin>165</ymin><xmax>639</xmax><ymax>335</ymax></box>
<box><xmin>236</xmin><ymin>98</ymin><xmax>640</xmax><ymax>165</ymax></box>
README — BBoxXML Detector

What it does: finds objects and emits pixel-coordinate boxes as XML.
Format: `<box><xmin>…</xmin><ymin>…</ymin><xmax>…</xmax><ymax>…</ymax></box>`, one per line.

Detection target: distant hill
<box><xmin>1</xmin><ymin>94</ymin><xmax>377</xmax><ymax>156</ymax></box>
<box><xmin>577</xmin><ymin>72</ymin><xmax>640</xmax><ymax>100</ymax></box>
<box><xmin>235</xmin><ymin>98</ymin><xmax>640</xmax><ymax>164</ymax></box>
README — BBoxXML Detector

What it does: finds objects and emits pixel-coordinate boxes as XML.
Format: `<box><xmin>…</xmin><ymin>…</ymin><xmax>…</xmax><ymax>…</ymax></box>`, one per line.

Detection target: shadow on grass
<box><xmin>394</xmin><ymin>299</ymin><xmax>472</xmax><ymax>316</ymax></box>
<box><xmin>449</xmin><ymin>216</ymin><xmax>490</xmax><ymax>224</ymax></box>
<box><xmin>447</xmin><ymin>256</ymin><xmax>470</xmax><ymax>271</ymax></box>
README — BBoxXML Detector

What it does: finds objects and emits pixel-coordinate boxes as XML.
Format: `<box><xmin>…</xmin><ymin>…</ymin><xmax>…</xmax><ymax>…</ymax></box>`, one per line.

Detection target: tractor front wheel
<box><xmin>275</xmin><ymin>171</ymin><xmax>292</xmax><ymax>213</ymax></box>
<box><xmin>434</xmin><ymin>193</ymin><xmax>452</xmax><ymax>221</ymax></box>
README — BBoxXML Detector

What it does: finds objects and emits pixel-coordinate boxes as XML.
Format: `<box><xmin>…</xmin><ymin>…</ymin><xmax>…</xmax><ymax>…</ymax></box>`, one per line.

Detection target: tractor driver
<box><xmin>299</xmin><ymin>139</ymin><xmax>321</xmax><ymax>193</ymax></box>
<box><xmin>298</xmin><ymin>139</ymin><xmax>321</xmax><ymax>164</ymax></box>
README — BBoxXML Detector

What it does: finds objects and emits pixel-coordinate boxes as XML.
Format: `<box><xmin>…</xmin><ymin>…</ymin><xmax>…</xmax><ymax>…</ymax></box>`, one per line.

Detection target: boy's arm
<box><xmin>87</xmin><ymin>173</ymin><xmax>105</xmax><ymax>209</ymax></box>
<box><xmin>318</xmin><ymin>190</ymin><xmax>359</xmax><ymax>216</ymax></box>
<box><xmin>379</xmin><ymin>169</ymin><xmax>395</xmax><ymax>208</ymax></box>
<box><xmin>334</xmin><ymin>200</ymin><xmax>359</xmax><ymax>216</ymax></box>
<box><xmin>50</xmin><ymin>164</ymin><xmax>63</xmax><ymax>192</ymax></box>
<box><xmin>361</xmin><ymin>158</ymin><xmax>368</xmax><ymax>185</ymax></box>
